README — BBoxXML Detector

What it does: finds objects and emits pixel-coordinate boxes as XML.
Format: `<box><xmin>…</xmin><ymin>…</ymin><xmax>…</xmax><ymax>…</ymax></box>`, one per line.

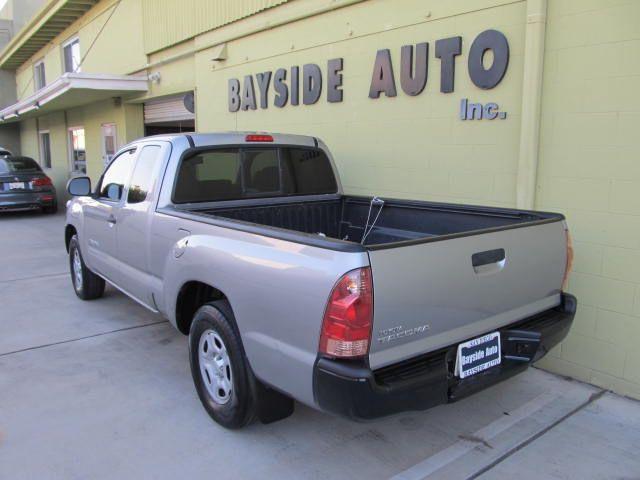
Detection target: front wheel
<box><xmin>69</xmin><ymin>235</ymin><xmax>105</xmax><ymax>300</ymax></box>
<box><xmin>189</xmin><ymin>301</ymin><xmax>257</xmax><ymax>429</ymax></box>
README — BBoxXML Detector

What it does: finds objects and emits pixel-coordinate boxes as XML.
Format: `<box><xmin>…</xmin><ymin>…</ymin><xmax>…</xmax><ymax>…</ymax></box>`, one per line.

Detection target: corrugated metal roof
<box><xmin>142</xmin><ymin>0</ymin><xmax>291</xmax><ymax>54</ymax></box>
<box><xmin>0</xmin><ymin>0</ymin><xmax>99</xmax><ymax>70</ymax></box>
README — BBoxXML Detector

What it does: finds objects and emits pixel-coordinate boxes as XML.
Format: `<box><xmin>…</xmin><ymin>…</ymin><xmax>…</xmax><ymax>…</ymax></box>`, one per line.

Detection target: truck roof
<box><xmin>136</xmin><ymin>132</ymin><xmax>319</xmax><ymax>148</ymax></box>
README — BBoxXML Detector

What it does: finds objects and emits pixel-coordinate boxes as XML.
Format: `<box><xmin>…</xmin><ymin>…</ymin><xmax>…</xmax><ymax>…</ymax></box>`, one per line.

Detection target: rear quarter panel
<box><xmin>156</xmin><ymin>212</ymin><xmax>369</xmax><ymax>407</ymax></box>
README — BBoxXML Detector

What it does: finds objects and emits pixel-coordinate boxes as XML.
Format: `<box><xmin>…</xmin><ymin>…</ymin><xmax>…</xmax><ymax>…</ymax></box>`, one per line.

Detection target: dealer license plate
<box><xmin>455</xmin><ymin>331</ymin><xmax>501</xmax><ymax>379</ymax></box>
<box><xmin>8</xmin><ymin>182</ymin><xmax>25</xmax><ymax>190</ymax></box>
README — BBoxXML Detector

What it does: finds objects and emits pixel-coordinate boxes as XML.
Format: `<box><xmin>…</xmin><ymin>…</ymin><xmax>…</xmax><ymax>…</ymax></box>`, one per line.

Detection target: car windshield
<box><xmin>0</xmin><ymin>156</ymin><xmax>42</xmax><ymax>174</ymax></box>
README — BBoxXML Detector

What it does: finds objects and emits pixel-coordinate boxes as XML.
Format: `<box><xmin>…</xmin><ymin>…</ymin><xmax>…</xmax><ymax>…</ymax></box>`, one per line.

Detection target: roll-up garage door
<box><xmin>143</xmin><ymin>93</ymin><xmax>195</xmax><ymax>124</ymax></box>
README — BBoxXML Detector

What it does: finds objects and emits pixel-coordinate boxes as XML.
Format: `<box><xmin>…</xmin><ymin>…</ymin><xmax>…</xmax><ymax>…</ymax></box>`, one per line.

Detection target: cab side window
<box><xmin>127</xmin><ymin>145</ymin><xmax>161</xmax><ymax>204</ymax></box>
<box><xmin>99</xmin><ymin>150</ymin><xmax>135</xmax><ymax>201</ymax></box>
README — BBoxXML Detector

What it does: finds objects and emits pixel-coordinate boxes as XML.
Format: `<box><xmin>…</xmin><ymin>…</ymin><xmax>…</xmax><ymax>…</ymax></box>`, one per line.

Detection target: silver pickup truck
<box><xmin>65</xmin><ymin>132</ymin><xmax>576</xmax><ymax>429</ymax></box>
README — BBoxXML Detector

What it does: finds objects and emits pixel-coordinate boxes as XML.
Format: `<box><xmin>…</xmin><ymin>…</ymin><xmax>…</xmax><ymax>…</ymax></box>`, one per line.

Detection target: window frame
<box><xmin>33</xmin><ymin>59</ymin><xmax>46</xmax><ymax>91</ymax></box>
<box><xmin>62</xmin><ymin>36</ymin><xmax>81</xmax><ymax>73</ymax></box>
<box><xmin>96</xmin><ymin>147</ymin><xmax>137</xmax><ymax>203</ymax></box>
<box><xmin>38</xmin><ymin>130</ymin><xmax>51</xmax><ymax>169</ymax></box>
<box><xmin>126</xmin><ymin>144</ymin><xmax>162</xmax><ymax>205</ymax></box>
<box><xmin>67</xmin><ymin>125</ymin><xmax>86</xmax><ymax>173</ymax></box>
<box><xmin>171</xmin><ymin>145</ymin><xmax>338</xmax><ymax>204</ymax></box>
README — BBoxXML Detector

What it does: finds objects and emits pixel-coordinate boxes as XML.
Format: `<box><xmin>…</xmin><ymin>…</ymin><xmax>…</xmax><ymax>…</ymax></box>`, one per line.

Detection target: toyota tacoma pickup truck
<box><xmin>65</xmin><ymin>132</ymin><xmax>576</xmax><ymax>429</ymax></box>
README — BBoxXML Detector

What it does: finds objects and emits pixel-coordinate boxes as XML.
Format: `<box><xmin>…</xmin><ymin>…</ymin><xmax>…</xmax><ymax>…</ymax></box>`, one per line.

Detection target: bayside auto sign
<box><xmin>227</xmin><ymin>29</ymin><xmax>510</xmax><ymax>120</ymax></box>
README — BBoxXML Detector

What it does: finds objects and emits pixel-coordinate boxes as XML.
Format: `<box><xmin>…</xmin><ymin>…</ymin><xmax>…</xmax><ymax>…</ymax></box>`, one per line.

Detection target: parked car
<box><xmin>64</xmin><ymin>132</ymin><xmax>576</xmax><ymax>429</ymax></box>
<box><xmin>0</xmin><ymin>156</ymin><xmax>57</xmax><ymax>213</ymax></box>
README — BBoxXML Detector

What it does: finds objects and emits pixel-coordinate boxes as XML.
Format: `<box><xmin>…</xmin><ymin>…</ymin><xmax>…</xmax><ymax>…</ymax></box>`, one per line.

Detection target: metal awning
<box><xmin>0</xmin><ymin>73</ymin><xmax>148</xmax><ymax>123</ymax></box>
<box><xmin>0</xmin><ymin>0</ymin><xmax>100</xmax><ymax>70</ymax></box>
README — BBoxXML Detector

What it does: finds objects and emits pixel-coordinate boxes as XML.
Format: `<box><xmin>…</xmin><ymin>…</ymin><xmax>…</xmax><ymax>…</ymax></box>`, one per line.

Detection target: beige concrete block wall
<box><xmin>197</xmin><ymin>0</ymin><xmax>526</xmax><ymax>207</ymax></box>
<box><xmin>535</xmin><ymin>0</ymin><xmax>640</xmax><ymax>399</ymax></box>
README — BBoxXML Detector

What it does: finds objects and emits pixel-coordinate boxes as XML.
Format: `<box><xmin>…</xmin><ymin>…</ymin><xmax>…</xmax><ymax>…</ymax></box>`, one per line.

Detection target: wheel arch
<box><xmin>175</xmin><ymin>280</ymin><xmax>230</xmax><ymax>335</ymax></box>
<box><xmin>65</xmin><ymin>224</ymin><xmax>77</xmax><ymax>252</ymax></box>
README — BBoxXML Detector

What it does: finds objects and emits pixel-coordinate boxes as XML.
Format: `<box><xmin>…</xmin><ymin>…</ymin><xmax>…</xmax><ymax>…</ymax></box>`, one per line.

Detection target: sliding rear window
<box><xmin>173</xmin><ymin>147</ymin><xmax>337</xmax><ymax>203</ymax></box>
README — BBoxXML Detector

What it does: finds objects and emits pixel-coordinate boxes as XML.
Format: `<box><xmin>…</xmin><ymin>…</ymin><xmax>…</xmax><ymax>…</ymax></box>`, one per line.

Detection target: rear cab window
<box><xmin>173</xmin><ymin>146</ymin><xmax>337</xmax><ymax>203</ymax></box>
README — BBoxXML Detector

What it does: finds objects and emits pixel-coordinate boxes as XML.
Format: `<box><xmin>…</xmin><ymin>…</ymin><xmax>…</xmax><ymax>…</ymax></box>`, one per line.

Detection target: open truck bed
<box><xmin>178</xmin><ymin>195</ymin><xmax>568</xmax><ymax>370</ymax></box>
<box><xmin>184</xmin><ymin>195</ymin><xmax>563</xmax><ymax>249</ymax></box>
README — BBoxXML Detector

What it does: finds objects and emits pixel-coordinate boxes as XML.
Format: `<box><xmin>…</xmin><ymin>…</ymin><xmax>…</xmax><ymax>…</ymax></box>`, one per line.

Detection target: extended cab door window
<box><xmin>127</xmin><ymin>145</ymin><xmax>162</xmax><ymax>204</ymax></box>
<box><xmin>98</xmin><ymin>150</ymin><xmax>136</xmax><ymax>202</ymax></box>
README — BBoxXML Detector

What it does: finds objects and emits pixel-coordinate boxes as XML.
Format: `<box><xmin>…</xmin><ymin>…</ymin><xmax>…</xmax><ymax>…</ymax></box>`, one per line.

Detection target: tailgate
<box><xmin>367</xmin><ymin>220</ymin><xmax>567</xmax><ymax>370</ymax></box>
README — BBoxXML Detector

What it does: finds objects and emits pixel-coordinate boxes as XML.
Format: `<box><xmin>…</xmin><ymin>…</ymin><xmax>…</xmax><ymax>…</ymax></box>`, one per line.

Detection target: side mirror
<box><xmin>67</xmin><ymin>176</ymin><xmax>92</xmax><ymax>196</ymax></box>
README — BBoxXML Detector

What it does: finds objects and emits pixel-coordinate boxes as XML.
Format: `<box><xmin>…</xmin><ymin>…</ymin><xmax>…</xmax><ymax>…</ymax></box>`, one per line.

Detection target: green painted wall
<box><xmin>197</xmin><ymin>0</ymin><xmax>525</xmax><ymax>206</ymax></box>
<box><xmin>534</xmin><ymin>0</ymin><xmax>640</xmax><ymax>399</ymax></box>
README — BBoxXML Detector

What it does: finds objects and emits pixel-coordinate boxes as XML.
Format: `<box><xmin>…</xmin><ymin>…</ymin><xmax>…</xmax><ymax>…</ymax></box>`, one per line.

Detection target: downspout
<box><xmin>516</xmin><ymin>0</ymin><xmax>548</xmax><ymax>209</ymax></box>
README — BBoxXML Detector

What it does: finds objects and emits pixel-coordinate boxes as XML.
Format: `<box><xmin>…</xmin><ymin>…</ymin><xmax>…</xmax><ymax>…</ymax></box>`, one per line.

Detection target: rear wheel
<box><xmin>189</xmin><ymin>301</ymin><xmax>257</xmax><ymax>429</ymax></box>
<box><xmin>69</xmin><ymin>235</ymin><xmax>105</xmax><ymax>300</ymax></box>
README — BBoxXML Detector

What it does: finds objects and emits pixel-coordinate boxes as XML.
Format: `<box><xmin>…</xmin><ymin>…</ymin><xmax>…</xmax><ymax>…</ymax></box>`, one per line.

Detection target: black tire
<box><xmin>69</xmin><ymin>235</ymin><xmax>105</xmax><ymax>300</ymax></box>
<box><xmin>189</xmin><ymin>301</ymin><xmax>257</xmax><ymax>429</ymax></box>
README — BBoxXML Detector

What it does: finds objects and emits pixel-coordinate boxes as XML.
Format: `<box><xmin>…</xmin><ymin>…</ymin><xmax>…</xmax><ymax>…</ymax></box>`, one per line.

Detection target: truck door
<box><xmin>114</xmin><ymin>143</ymin><xmax>168</xmax><ymax>306</ymax></box>
<box><xmin>82</xmin><ymin>149</ymin><xmax>137</xmax><ymax>283</ymax></box>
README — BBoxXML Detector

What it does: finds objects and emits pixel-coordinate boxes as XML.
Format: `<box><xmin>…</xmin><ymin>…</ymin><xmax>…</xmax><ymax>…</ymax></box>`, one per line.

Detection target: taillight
<box><xmin>319</xmin><ymin>267</ymin><xmax>373</xmax><ymax>358</ymax></box>
<box><xmin>562</xmin><ymin>228</ymin><xmax>574</xmax><ymax>290</ymax></box>
<box><xmin>31</xmin><ymin>176</ymin><xmax>52</xmax><ymax>187</ymax></box>
<box><xmin>245</xmin><ymin>134</ymin><xmax>273</xmax><ymax>142</ymax></box>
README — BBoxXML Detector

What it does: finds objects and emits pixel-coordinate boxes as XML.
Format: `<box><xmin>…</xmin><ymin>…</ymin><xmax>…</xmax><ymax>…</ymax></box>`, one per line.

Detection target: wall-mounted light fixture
<box><xmin>149</xmin><ymin>72</ymin><xmax>162</xmax><ymax>83</ymax></box>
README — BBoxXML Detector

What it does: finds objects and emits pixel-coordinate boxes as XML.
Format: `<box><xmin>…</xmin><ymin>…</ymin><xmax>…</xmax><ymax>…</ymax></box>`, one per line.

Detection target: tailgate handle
<box><xmin>472</xmin><ymin>248</ymin><xmax>505</xmax><ymax>274</ymax></box>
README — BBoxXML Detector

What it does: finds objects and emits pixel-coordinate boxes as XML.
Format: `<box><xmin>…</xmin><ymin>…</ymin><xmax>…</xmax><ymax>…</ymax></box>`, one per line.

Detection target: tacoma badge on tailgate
<box><xmin>377</xmin><ymin>324</ymin><xmax>430</xmax><ymax>344</ymax></box>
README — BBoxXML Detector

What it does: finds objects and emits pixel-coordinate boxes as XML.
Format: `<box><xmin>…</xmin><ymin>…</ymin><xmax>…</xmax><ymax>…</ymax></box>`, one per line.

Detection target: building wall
<box><xmin>0</xmin><ymin>18</ymin><xmax>16</xmax><ymax>110</ymax></box>
<box><xmin>0</xmin><ymin>0</ymin><xmax>48</xmax><ymax>33</ymax></box>
<box><xmin>141</xmin><ymin>0</ymin><xmax>291</xmax><ymax>54</ymax></box>
<box><xmin>21</xmin><ymin>111</ymin><xmax>71</xmax><ymax>197</ymax></box>
<box><xmin>0</xmin><ymin>123</ymin><xmax>20</xmax><ymax>153</ymax></box>
<box><xmin>19</xmin><ymin>101</ymin><xmax>143</xmax><ymax>199</ymax></box>
<box><xmin>14</xmin><ymin>0</ymin><xmax>147</xmax><ymax>100</ymax></box>
<box><xmin>534</xmin><ymin>0</ymin><xmax>640</xmax><ymax>399</ymax></box>
<box><xmin>197</xmin><ymin>0</ymin><xmax>525</xmax><ymax>206</ymax></box>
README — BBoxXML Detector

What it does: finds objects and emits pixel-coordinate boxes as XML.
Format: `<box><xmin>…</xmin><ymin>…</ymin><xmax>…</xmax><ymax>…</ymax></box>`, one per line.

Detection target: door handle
<box><xmin>472</xmin><ymin>248</ymin><xmax>506</xmax><ymax>274</ymax></box>
<box><xmin>107</xmin><ymin>215</ymin><xmax>117</xmax><ymax>225</ymax></box>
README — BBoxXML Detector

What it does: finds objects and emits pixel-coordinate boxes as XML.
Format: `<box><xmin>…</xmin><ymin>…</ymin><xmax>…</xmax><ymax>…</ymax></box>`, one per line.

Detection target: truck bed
<box><xmin>186</xmin><ymin>195</ymin><xmax>563</xmax><ymax>248</ymax></box>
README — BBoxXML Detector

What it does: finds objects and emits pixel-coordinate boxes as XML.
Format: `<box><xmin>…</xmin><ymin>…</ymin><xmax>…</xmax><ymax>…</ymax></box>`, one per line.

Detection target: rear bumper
<box><xmin>313</xmin><ymin>293</ymin><xmax>576</xmax><ymax>420</ymax></box>
<box><xmin>0</xmin><ymin>191</ymin><xmax>56</xmax><ymax>212</ymax></box>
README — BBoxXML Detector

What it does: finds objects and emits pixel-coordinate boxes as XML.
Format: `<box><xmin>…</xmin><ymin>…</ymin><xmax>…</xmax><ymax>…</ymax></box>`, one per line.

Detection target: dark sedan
<box><xmin>0</xmin><ymin>156</ymin><xmax>57</xmax><ymax>213</ymax></box>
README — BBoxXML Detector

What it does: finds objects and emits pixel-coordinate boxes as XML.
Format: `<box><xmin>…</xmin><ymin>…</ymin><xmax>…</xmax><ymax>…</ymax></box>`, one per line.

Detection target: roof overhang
<box><xmin>0</xmin><ymin>0</ymin><xmax>100</xmax><ymax>70</ymax></box>
<box><xmin>0</xmin><ymin>73</ymin><xmax>148</xmax><ymax>123</ymax></box>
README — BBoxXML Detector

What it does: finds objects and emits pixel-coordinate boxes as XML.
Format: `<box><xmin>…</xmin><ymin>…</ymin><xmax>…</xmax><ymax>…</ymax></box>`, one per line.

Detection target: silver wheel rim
<box><xmin>198</xmin><ymin>329</ymin><xmax>233</xmax><ymax>405</ymax></box>
<box><xmin>72</xmin><ymin>249</ymin><xmax>83</xmax><ymax>292</ymax></box>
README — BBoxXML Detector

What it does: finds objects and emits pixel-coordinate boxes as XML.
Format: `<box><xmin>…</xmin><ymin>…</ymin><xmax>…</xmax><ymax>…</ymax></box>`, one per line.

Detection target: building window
<box><xmin>62</xmin><ymin>37</ymin><xmax>81</xmax><ymax>73</ymax></box>
<box><xmin>34</xmin><ymin>60</ymin><xmax>46</xmax><ymax>90</ymax></box>
<box><xmin>68</xmin><ymin>127</ymin><xmax>86</xmax><ymax>173</ymax></box>
<box><xmin>39</xmin><ymin>131</ymin><xmax>51</xmax><ymax>169</ymax></box>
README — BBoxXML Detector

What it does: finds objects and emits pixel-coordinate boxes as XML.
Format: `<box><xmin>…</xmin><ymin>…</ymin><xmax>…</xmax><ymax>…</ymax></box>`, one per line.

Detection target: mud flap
<box><xmin>256</xmin><ymin>381</ymin><xmax>295</xmax><ymax>424</ymax></box>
